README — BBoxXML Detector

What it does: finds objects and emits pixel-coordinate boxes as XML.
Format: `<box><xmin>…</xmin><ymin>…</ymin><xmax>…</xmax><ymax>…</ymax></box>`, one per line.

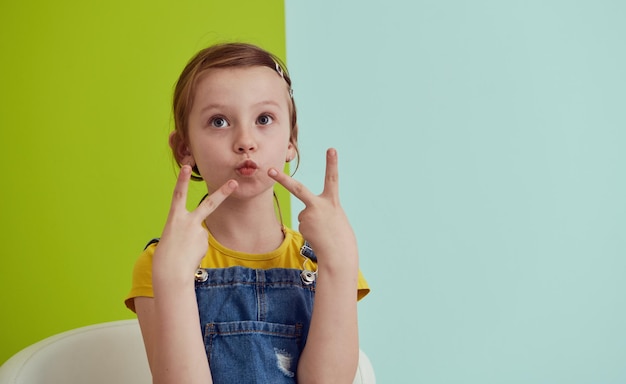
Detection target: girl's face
<box><xmin>183</xmin><ymin>66</ymin><xmax>295</xmax><ymax>198</ymax></box>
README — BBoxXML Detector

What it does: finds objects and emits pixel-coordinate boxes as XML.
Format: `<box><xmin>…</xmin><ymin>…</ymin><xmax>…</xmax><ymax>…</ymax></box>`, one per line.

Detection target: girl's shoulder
<box><xmin>282</xmin><ymin>227</ymin><xmax>317</xmax><ymax>261</ymax></box>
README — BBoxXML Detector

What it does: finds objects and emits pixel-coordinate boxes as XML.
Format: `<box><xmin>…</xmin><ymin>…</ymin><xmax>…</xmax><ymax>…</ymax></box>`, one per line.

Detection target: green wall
<box><xmin>0</xmin><ymin>0</ymin><xmax>289</xmax><ymax>364</ymax></box>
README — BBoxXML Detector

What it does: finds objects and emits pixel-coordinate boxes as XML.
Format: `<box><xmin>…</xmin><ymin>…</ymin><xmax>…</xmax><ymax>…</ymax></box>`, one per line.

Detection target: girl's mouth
<box><xmin>236</xmin><ymin>160</ymin><xmax>258</xmax><ymax>176</ymax></box>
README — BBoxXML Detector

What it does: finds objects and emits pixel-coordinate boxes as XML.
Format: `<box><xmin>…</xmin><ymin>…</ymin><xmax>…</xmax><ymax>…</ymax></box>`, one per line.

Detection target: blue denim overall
<box><xmin>194</xmin><ymin>244</ymin><xmax>317</xmax><ymax>383</ymax></box>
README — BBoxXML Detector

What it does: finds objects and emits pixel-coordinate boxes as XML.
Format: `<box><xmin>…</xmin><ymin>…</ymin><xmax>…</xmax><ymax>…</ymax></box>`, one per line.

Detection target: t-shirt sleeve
<box><xmin>124</xmin><ymin>243</ymin><xmax>157</xmax><ymax>313</ymax></box>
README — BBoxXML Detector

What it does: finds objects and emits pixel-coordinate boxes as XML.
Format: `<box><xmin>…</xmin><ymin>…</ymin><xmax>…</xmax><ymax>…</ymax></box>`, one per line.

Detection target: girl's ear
<box><xmin>169</xmin><ymin>131</ymin><xmax>195</xmax><ymax>166</ymax></box>
<box><xmin>287</xmin><ymin>123</ymin><xmax>299</xmax><ymax>162</ymax></box>
<box><xmin>286</xmin><ymin>141</ymin><xmax>297</xmax><ymax>162</ymax></box>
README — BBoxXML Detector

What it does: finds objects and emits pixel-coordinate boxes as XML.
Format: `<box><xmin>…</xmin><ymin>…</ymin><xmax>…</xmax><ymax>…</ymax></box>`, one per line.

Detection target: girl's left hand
<box><xmin>268</xmin><ymin>148</ymin><xmax>357</xmax><ymax>264</ymax></box>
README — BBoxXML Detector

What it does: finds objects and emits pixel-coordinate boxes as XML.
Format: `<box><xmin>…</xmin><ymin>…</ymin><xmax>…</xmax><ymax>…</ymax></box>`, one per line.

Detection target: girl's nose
<box><xmin>234</xmin><ymin>130</ymin><xmax>257</xmax><ymax>153</ymax></box>
<box><xmin>237</xmin><ymin>143</ymin><xmax>256</xmax><ymax>153</ymax></box>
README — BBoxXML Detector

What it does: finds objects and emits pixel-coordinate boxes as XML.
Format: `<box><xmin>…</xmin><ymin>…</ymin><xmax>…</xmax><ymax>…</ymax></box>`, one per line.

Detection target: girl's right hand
<box><xmin>152</xmin><ymin>165</ymin><xmax>238</xmax><ymax>284</ymax></box>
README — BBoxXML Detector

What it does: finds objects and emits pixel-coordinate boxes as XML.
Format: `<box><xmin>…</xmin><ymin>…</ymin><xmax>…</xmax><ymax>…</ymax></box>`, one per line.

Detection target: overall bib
<box><xmin>195</xmin><ymin>245</ymin><xmax>318</xmax><ymax>383</ymax></box>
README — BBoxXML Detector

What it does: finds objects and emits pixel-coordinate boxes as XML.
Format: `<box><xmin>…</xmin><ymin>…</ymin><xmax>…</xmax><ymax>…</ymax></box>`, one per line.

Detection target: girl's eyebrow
<box><xmin>254</xmin><ymin>100</ymin><xmax>282</xmax><ymax>109</ymax></box>
<box><xmin>198</xmin><ymin>103</ymin><xmax>227</xmax><ymax>114</ymax></box>
<box><xmin>198</xmin><ymin>99</ymin><xmax>284</xmax><ymax>114</ymax></box>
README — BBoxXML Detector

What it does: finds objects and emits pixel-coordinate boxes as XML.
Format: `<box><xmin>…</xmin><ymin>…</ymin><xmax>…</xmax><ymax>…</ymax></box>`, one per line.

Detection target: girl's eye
<box><xmin>210</xmin><ymin>117</ymin><xmax>229</xmax><ymax>128</ymax></box>
<box><xmin>257</xmin><ymin>115</ymin><xmax>273</xmax><ymax>125</ymax></box>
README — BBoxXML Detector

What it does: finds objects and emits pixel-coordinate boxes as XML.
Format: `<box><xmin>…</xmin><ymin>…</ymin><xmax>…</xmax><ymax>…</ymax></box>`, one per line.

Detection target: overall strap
<box><xmin>144</xmin><ymin>238</ymin><xmax>160</xmax><ymax>250</ymax></box>
<box><xmin>299</xmin><ymin>241</ymin><xmax>317</xmax><ymax>262</ymax></box>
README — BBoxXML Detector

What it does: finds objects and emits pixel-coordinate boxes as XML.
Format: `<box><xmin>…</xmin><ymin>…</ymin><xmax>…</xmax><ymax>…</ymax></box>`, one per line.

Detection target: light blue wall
<box><xmin>285</xmin><ymin>1</ymin><xmax>626</xmax><ymax>382</ymax></box>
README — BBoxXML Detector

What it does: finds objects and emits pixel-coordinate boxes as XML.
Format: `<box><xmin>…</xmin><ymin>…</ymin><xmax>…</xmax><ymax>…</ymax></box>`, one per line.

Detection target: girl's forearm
<box><xmin>297</xmin><ymin>253</ymin><xmax>360</xmax><ymax>384</ymax></box>
<box><xmin>150</xmin><ymin>278</ymin><xmax>213</xmax><ymax>384</ymax></box>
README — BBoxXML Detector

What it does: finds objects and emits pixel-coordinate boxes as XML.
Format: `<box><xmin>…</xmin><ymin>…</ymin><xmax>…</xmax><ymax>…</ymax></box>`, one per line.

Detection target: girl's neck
<box><xmin>204</xmin><ymin>194</ymin><xmax>285</xmax><ymax>254</ymax></box>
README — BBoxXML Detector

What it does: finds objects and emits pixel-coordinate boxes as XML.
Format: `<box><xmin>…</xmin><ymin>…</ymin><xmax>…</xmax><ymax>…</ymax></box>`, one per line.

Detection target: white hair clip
<box><xmin>275</xmin><ymin>62</ymin><xmax>284</xmax><ymax>79</ymax></box>
<box><xmin>274</xmin><ymin>62</ymin><xmax>293</xmax><ymax>98</ymax></box>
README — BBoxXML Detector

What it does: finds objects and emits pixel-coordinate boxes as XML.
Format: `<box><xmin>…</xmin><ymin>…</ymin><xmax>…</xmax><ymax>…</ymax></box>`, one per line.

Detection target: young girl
<box><xmin>125</xmin><ymin>42</ymin><xmax>369</xmax><ymax>384</ymax></box>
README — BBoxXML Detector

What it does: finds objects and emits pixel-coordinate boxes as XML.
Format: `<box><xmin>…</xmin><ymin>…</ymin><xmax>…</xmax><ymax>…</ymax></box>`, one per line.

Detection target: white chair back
<box><xmin>0</xmin><ymin>319</ymin><xmax>375</xmax><ymax>384</ymax></box>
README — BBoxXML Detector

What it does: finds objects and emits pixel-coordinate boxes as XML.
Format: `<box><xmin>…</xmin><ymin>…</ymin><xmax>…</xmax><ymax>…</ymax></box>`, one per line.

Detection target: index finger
<box><xmin>194</xmin><ymin>179</ymin><xmax>238</xmax><ymax>220</ymax></box>
<box><xmin>268</xmin><ymin>168</ymin><xmax>316</xmax><ymax>206</ymax></box>
<box><xmin>322</xmin><ymin>148</ymin><xmax>339</xmax><ymax>199</ymax></box>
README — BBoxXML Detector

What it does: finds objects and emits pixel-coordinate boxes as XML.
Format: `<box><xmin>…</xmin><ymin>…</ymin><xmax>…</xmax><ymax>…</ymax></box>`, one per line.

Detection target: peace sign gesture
<box><xmin>152</xmin><ymin>165</ymin><xmax>238</xmax><ymax>281</ymax></box>
<box><xmin>269</xmin><ymin>148</ymin><xmax>358</xmax><ymax>264</ymax></box>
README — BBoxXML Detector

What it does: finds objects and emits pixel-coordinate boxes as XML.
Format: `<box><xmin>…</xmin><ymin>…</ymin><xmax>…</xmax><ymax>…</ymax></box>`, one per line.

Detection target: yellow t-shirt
<box><xmin>125</xmin><ymin>226</ymin><xmax>370</xmax><ymax>312</ymax></box>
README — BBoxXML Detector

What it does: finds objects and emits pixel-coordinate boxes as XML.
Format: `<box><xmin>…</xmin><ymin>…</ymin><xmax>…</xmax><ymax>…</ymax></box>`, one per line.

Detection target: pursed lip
<box><xmin>235</xmin><ymin>159</ymin><xmax>259</xmax><ymax>176</ymax></box>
